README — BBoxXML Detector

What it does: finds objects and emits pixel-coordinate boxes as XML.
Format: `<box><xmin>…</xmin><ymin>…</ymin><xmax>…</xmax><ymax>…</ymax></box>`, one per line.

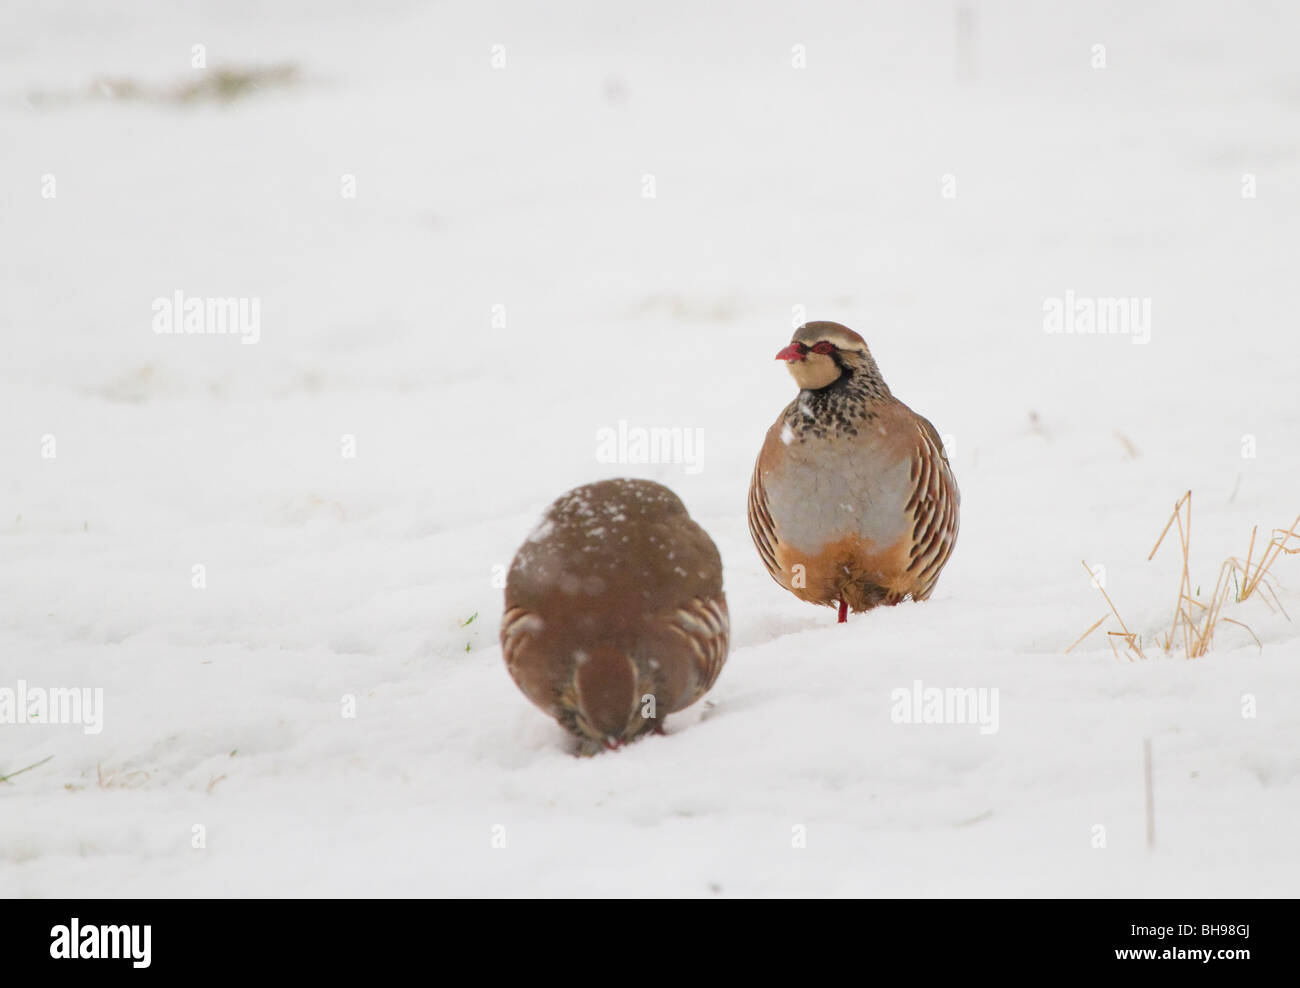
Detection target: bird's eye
<box><xmin>811</xmin><ymin>341</ymin><xmax>835</xmax><ymax>355</ymax></box>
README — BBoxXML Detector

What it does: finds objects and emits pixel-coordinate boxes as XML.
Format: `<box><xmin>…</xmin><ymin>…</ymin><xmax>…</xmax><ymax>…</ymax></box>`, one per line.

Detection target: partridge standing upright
<box><xmin>501</xmin><ymin>478</ymin><xmax>729</xmax><ymax>754</ymax></box>
<box><xmin>748</xmin><ymin>321</ymin><xmax>959</xmax><ymax>622</ymax></box>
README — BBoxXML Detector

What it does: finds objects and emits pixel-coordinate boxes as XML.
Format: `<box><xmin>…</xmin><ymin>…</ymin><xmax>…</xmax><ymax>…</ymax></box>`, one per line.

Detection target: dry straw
<box><xmin>1067</xmin><ymin>491</ymin><xmax>1300</xmax><ymax>659</ymax></box>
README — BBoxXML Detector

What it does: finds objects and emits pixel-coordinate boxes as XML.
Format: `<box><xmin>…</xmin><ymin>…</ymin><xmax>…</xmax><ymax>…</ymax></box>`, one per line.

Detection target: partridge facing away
<box><xmin>748</xmin><ymin>321</ymin><xmax>959</xmax><ymax>622</ymax></box>
<box><xmin>501</xmin><ymin>478</ymin><xmax>729</xmax><ymax>754</ymax></box>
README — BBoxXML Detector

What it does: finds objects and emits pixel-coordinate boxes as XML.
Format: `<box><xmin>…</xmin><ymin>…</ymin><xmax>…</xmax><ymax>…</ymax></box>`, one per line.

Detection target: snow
<box><xmin>2</xmin><ymin>0</ymin><xmax>1299</xmax><ymax>896</ymax></box>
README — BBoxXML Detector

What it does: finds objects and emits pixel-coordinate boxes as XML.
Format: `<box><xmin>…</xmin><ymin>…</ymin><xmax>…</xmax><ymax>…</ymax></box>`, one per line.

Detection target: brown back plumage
<box><xmin>502</xmin><ymin>479</ymin><xmax>728</xmax><ymax>753</ymax></box>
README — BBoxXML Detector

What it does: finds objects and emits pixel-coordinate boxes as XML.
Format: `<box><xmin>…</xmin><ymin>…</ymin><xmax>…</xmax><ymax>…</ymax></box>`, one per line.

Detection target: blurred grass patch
<box><xmin>29</xmin><ymin>63</ymin><xmax>300</xmax><ymax>108</ymax></box>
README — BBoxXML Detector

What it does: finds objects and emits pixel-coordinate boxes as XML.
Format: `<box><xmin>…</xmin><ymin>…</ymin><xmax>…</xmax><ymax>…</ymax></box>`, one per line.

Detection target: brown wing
<box><xmin>499</xmin><ymin>606</ymin><xmax>533</xmax><ymax>675</ymax></box>
<box><xmin>661</xmin><ymin>593</ymin><xmax>730</xmax><ymax>705</ymax></box>
<box><xmin>903</xmin><ymin>415</ymin><xmax>960</xmax><ymax>600</ymax></box>
<box><xmin>747</xmin><ymin>445</ymin><xmax>783</xmax><ymax>583</ymax></box>
<box><xmin>500</xmin><ymin>606</ymin><xmax>553</xmax><ymax>712</ymax></box>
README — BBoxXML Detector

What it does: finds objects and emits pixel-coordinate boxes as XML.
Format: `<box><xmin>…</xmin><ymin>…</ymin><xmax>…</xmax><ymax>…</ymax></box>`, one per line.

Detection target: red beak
<box><xmin>775</xmin><ymin>344</ymin><xmax>805</xmax><ymax>362</ymax></box>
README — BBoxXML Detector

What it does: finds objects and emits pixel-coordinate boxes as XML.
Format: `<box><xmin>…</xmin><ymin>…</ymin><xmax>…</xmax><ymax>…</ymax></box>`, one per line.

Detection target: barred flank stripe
<box><xmin>906</xmin><ymin>420</ymin><xmax>959</xmax><ymax>600</ymax></box>
<box><xmin>747</xmin><ymin>460</ymin><xmax>782</xmax><ymax>581</ymax></box>
<box><xmin>667</xmin><ymin>595</ymin><xmax>730</xmax><ymax>697</ymax></box>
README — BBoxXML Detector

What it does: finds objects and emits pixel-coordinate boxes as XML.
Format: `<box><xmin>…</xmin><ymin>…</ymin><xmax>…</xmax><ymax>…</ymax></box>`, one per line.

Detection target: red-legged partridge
<box><xmin>501</xmin><ymin>479</ymin><xmax>729</xmax><ymax>754</ymax></box>
<box><xmin>748</xmin><ymin>321</ymin><xmax>959</xmax><ymax>622</ymax></box>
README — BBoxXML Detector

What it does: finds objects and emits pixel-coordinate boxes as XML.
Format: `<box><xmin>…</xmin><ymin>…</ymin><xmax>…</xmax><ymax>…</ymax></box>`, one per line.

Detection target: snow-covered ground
<box><xmin>2</xmin><ymin>0</ymin><xmax>1299</xmax><ymax>896</ymax></box>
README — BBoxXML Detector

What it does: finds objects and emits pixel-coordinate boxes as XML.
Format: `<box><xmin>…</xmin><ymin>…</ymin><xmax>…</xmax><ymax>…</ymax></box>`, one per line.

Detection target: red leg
<box><xmin>837</xmin><ymin>599</ymin><xmax>848</xmax><ymax>623</ymax></box>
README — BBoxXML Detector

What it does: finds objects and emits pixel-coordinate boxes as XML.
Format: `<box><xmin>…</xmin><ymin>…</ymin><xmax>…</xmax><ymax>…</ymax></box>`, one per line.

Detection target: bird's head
<box><xmin>775</xmin><ymin>321</ymin><xmax>875</xmax><ymax>391</ymax></box>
